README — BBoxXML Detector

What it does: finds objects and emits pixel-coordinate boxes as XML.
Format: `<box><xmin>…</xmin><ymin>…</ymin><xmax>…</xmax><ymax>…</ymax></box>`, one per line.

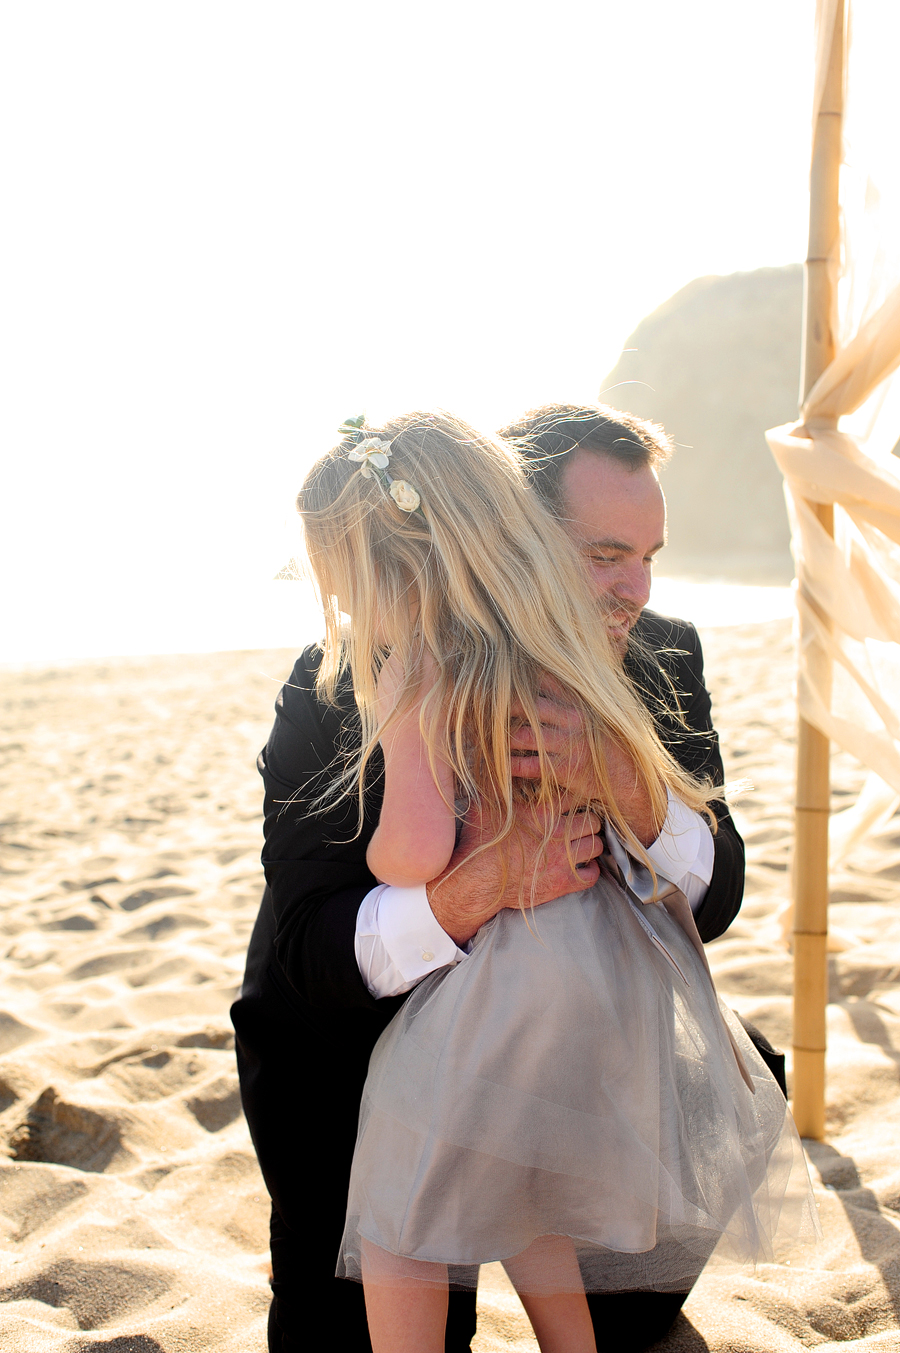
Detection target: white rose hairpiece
<box><xmin>347</xmin><ymin>438</ymin><xmax>393</xmax><ymax>478</ymax></box>
<box><xmin>339</xmin><ymin>416</ymin><xmax>424</xmax><ymax>518</ymax></box>
<box><xmin>389</xmin><ymin>479</ymin><xmax>421</xmax><ymax>512</ymax></box>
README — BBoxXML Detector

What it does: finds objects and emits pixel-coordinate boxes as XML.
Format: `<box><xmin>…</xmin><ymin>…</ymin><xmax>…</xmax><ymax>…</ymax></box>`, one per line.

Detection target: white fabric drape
<box><xmin>766</xmin><ymin>0</ymin><xmax>900</xmax><ymax>862</ymax></box>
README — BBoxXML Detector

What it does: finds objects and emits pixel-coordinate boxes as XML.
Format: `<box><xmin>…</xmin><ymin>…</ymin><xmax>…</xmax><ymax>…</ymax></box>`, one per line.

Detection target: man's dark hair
<box><xmin>499</xmin><ymin>403</ymin><xmax>672</xmax><ymax>511</ymax></box>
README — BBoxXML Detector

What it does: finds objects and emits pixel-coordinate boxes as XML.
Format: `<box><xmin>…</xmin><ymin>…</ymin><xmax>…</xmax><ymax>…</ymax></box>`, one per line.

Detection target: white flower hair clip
<box><xmin>340</xmin><ymin>416</ymin><xmax>424</xmax><ymax>517</ymax></box>
<box><xmin>347</xmin><ymin>438</ymin><xmax>393</xmax><ymax>478</ymax></box>
<box><xmin>389</xmin><ymin>479</ymin><xmax>421</xmax><ymax>512</ymax></box>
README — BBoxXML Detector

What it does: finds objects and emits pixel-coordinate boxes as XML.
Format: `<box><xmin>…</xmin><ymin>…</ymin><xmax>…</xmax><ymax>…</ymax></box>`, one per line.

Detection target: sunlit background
<box><xmin>2</xmin><ymin>0</ymin><xmax>814</xmax><ymax>663</ymax></box>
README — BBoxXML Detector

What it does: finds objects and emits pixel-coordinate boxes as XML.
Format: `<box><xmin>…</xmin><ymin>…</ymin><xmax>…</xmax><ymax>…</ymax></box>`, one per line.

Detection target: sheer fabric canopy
<box><xmin>767</xmin><ymin>0</ymin><xmax>900</xmax><ymax>863</ymax></box>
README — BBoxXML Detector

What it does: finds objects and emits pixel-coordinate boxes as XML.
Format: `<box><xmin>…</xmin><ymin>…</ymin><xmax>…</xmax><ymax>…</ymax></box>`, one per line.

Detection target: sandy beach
<box><xmin>2</xmin><ymin>621</ymin><xmax>900</xmax><ymax>1351</ymax></box>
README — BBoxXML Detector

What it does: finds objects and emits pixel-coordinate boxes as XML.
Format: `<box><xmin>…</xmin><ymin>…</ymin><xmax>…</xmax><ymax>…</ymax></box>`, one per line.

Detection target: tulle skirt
<box><xmin>338</xmin><ymin>874</ymin><xmax>820</xmax><ymax>1293</ymax></box>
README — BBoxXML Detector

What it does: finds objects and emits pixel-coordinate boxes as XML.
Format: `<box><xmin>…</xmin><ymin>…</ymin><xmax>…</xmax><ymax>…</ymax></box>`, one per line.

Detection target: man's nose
<box><xmin>613</xmin><ymin>560</ymin><xmax>651</xmax><ymax>609</ymax></box>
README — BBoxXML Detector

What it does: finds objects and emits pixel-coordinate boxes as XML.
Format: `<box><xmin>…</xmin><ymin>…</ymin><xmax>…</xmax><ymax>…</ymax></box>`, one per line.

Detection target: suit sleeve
<box><xmin>258</xmin><ymin>647</ymin><xmax>386</xmax><ymax>1011</ymax></box>
<box><xmin>671</xmin><ymin>629</ymin><xmax>746</xmax><ymax>944</ymax></box>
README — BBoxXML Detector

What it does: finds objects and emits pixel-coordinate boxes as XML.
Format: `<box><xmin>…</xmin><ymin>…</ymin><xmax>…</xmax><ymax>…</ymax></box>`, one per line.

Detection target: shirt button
<box><xmin>421</xmin><ymin>950</ymin><xmax>434</xmax><ymax>961</ymax></box>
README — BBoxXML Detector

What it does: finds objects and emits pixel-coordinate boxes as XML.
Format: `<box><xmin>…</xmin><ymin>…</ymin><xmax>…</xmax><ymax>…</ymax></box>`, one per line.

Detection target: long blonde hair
<box><xmin>298</xmin><ymin>410</ymin><xmax>715</xmax><ymax>871</ymax></box>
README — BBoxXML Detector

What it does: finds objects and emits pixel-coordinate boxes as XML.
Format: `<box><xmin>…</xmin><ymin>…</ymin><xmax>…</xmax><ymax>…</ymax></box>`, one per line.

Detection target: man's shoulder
<box><xmin>275</xmin><ymin>642</ymin><xmax>357</xmax><ymax>728</ymax></box>
<box><xmin>627</xmin><ymin>609</ymin><xmax>717</xmax><ymax>762</ymax></box>
<box><xmin>276</xmin><ymin>642</ymin><xmax>324</xmax><ymax>714</ymax></box>
<box><xmin>631</xmin><ymin>608</ymin><xmax>702</xmax><ymax>664</ymax></box>
<box><xmin>282</xmin><ymin>642</ymin><xmax>356</xmax><ymax>695</ymax></box>
<box><xmin>289</xmin><ymin>641</ymin><xmax>326</xmax><ymax>683</ymax></box>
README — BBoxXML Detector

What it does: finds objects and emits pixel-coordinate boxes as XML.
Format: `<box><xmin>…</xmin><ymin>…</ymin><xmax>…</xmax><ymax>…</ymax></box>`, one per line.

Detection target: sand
<box><xmin>1</xmin><ymin>622</ymin><xmax>899</xmax><ymax>1351</ymax></box>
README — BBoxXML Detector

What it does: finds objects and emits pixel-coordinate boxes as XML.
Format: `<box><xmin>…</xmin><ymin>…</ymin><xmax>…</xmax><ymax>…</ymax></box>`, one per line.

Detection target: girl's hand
<box><xmin>374</xmin><ymin>649</ymin><xmax>406</xmax><ymax>729</ymax></box>
<box><xmin>509</xmin><ymin>681</ymin><xmax>594</xmax><ymax>800</ymax></box>
<box><xmin>509</xmin><ymin>682</ymin><xmax>663</xmax><ymax>847</ymax></box>
<box><xmin>509</xmin><ymin>692</ymin><xmax>585</xmax><ymax>775</ymax></box>
<box><xmin>375</xmin><ymin>647</ymin><xmax>439</xmax><ymax>730</ymax></box>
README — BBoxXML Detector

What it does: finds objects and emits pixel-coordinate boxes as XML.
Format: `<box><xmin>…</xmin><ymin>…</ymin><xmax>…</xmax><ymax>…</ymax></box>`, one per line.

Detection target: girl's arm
<box><xmin>366</xmin><ymin>651</ymin><xmax>457</xmax><ymax>887</ymax></box>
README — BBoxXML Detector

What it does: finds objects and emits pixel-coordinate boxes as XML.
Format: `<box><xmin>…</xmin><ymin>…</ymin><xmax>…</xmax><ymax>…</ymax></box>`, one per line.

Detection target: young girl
<box><xmin>298</xmin><ymin>411</ymin><xmax>819</xmax><ymax>1353</ymax></box>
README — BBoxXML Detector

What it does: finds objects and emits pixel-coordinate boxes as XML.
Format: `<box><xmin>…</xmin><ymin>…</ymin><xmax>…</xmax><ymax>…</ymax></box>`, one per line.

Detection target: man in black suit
<box><xmin>232</xmin><ymin>404</ymin><xmax>746</xmax><ymax>1353</ymax></box>
<box><xmin>502</xmin><ymin>403</ymin><xmax>744</xmax><ymax>925</ymax></box>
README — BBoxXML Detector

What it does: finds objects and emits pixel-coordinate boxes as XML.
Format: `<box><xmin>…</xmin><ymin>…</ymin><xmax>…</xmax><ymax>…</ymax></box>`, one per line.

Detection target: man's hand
<box><xmin>509</xmin><ymin>686</ymin><xmax>664</xmax><ymax>848</ymax></box>
<box><xmin>425</xmin><ymin>799</ymin><xmax>604</xmax><ymax>947</ymax></box>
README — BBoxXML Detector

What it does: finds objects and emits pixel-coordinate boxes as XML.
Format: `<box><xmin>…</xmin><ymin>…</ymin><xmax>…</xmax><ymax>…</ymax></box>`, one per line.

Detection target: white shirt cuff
<box><xmin>355</xmin><ymin>883</ymin><xmax>469</xmax><ymax>998</ymax></box>
<box><xmin>606</xmin><ymin>789</ymin><xmax>715</xmax><ymax>913</ymax></box>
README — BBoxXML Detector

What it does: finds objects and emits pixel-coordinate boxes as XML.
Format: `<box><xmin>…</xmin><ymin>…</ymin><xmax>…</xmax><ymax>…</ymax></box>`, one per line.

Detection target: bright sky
<box><xmin>2</xmin><ymin>1</ymin><xmax>816</xmax><ymax>661</ymax></box>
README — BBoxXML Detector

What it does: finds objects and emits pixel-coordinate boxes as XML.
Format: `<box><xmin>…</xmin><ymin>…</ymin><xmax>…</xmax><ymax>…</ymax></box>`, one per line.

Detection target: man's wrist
<box><xmin>355</xmin><ymin>883</ymin><xmax>468</xmax><ymax>998</ymax></box>
<box><xmin>425</xmin><ymin>876</ymin><xmax>485</xmax><ymax>947</ymax></box>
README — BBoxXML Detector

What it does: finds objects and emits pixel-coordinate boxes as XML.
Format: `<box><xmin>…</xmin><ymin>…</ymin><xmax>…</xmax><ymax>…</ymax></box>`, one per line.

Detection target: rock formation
<box><xmin>601</xmin><ymin>265</ymin><xmax>803</xmax><ymax>580</ymax></box>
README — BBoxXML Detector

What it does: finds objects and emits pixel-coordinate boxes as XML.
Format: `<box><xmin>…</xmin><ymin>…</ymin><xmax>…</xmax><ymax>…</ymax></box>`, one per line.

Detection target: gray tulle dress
<box><xmin>337</xmin><ymin>863</ymin><xmax>820</xmax><ymax>1293</ymax></box>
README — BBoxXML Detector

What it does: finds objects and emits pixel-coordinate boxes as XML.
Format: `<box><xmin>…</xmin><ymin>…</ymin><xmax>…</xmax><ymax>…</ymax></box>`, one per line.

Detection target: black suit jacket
<box><xmin>625</xmin><ymin>609</ymin><xmax>744</xmax><ymax>942</ymax></box>
<box><xmin>232</xmin><ymin>613</ymin><xmax>744</xmax><ymax>1223</ymax></box>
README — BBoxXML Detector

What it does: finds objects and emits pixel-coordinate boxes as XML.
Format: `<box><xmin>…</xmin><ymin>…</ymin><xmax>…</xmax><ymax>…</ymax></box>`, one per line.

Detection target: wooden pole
<box><xmin>792</xmin><ymin>0</ymin><xmax>844</xmax><ymax>1142</ymax></box>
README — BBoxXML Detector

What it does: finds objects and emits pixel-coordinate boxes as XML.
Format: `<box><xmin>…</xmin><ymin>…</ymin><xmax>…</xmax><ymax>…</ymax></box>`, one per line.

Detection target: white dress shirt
<box><xmin>355</xmin><ymin>790</ymin><xmax>715</xmax><ymax>999</ymax></box>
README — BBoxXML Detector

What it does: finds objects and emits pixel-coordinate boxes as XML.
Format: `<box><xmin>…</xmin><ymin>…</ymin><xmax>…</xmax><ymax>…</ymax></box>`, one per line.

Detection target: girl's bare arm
<box><xmin>366</xmin><ymin>652</ymin><xmax>457</xmax><ymax>887</ymax></box>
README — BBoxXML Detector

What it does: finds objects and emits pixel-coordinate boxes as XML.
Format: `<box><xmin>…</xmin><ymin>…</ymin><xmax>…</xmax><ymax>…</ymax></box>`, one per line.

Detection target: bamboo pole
<box><xmin>792</xmin><ymin>0</ymin><xmax>844</xmax><ymax>1142</ymax></box>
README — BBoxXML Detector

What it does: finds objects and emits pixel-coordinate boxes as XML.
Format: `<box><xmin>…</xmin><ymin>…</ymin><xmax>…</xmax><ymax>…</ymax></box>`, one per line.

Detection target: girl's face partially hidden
<box><xmin>335</xmin><ymin>584</ymin><xmax>413</xmax><ymax>649</ymax></box>
<box><xmin>374</xmin><ymin>592</ymin><xmax>420</xmax><ymax>647</ymax></box>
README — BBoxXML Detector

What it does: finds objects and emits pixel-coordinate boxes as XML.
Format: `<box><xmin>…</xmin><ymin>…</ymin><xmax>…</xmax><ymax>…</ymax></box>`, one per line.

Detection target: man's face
<box><xmin>558</xmin><ymin>448</ymin><xmax>666</xmax><ymax>654</ymax></box>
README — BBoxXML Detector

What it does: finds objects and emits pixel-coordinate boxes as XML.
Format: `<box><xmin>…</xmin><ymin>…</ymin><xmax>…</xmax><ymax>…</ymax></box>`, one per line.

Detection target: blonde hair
<box><xmin>298</xmin><ymin>410</ymin><xmax>716</xmax><ymax>875</ymax></box>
